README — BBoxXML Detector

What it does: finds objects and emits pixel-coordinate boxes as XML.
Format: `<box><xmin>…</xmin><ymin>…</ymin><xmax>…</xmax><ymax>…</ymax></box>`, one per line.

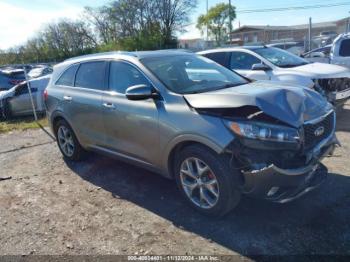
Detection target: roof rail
<box><xmin>64</xmin><ymin>51</ymin><xmax>137</xmax><ymax>62</ymax></box>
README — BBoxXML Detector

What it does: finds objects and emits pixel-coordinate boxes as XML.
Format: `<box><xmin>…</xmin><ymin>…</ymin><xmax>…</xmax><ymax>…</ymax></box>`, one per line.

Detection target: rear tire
<box><xmin>174</xmin><ymin>145</ymin><xmax>241</xmax><ymax>217</ymax></box>
<box><xmin>54</xmin><ymin>119</ymin><xmax>85</xmax><ymax>161</ymax></box>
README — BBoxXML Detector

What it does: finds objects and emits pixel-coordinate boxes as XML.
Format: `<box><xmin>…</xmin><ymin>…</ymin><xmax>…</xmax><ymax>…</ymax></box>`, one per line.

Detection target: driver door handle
<box><xmin>102</xmin><ymin>102</ymin><xmax>116</xmax><ymax>109</ymax></box>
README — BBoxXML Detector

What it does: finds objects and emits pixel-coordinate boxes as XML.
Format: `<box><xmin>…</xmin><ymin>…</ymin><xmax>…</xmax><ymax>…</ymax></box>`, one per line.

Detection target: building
<box><xmin>177</xmin><ymin>38</ymin><xmax>215</xmax><ymax>51</ymax></box>
<box><xmin>230</xmin><ymin>17</ymin><xmax>350</xmax><ymax>46</ymax></box>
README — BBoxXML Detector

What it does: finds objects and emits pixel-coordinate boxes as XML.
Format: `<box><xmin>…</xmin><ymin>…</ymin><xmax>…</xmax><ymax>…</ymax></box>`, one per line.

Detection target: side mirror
<box><xmin>125</xmin><ymin>84</ymin><xmax>159</xmax><ymax>101</ymax></box>
<box><xmin>251</xmin><ymin>63</ymin><xmax>271</xmax><ymax>71</ymax></box>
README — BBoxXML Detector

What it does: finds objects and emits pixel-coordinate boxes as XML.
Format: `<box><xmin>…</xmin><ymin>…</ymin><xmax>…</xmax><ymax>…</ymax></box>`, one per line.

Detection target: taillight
<box><xmin>43</xmin><ymin>89</ymin><xmax>48</xmax><ymax>101</ymax></box>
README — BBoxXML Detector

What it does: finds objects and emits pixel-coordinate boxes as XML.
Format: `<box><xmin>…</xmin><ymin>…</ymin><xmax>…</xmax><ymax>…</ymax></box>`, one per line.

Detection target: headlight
<box><xmin>225</xmin><ymin>120</ymin><xmax>300</xmax><ymax>143</ymax></box>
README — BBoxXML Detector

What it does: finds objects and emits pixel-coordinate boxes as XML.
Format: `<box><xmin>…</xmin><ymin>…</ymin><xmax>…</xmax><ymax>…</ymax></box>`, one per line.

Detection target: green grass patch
<box><xmin>0</xmin><ymin>117</ymin><xmax>48</xmax><ymax>134</ymax></box>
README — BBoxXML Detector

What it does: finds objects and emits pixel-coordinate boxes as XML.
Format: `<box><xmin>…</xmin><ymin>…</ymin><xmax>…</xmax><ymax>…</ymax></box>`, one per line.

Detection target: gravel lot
<box><xmin>0</xmin><ymin>105</ymin><xmax>349</xmax><ymax>257</ymax></box>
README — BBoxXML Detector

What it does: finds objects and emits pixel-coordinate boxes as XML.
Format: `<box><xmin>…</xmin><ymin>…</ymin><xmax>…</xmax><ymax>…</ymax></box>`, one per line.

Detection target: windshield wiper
<box><xmin>183</xmin><ymin>82</ymin><xmax>244</xmax><ymax>94</ymax></box>
<box><xmin>211</xmin><ymin>83</ymin><xmax>243</xmax><ymax>90</ymax></box>
<box><xmin>279</xmin><ymin>62</ymin><xmax>309</xmax><ymax>68</ymax></box>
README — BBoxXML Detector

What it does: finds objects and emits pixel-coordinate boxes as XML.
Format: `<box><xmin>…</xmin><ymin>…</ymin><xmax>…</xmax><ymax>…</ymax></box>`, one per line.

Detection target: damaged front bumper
<box><xmin>239</xmin><ymin>134</ymin><xmax>339</xmax><ymax>203</ymax></box>
<box><xmin>328</xmin><ymin>87</ymin><xmax>350</xmax><ymax>106</ymax></box>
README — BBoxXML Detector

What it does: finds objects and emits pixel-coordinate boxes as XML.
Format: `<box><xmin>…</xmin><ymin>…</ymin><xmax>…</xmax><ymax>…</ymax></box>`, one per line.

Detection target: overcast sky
<box><xmin>0</xmin><ymin>0</ymin><xmax>349</xmax><ymax>49</ymax></box>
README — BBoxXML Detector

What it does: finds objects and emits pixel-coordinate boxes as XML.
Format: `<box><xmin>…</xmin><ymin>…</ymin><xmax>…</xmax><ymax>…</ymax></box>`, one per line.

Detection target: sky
<box><xmin>0</xmin><ymin>0</ymin><xmax>349</xmax><ymax>49</ymax></box>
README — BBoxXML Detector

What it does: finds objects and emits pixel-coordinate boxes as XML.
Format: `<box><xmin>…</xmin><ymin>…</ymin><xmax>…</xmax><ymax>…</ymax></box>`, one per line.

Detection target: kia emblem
<box><xmin>314</xmin><ymin>126</ymin><xmax>325</xmax><ymax>137</ymax></box>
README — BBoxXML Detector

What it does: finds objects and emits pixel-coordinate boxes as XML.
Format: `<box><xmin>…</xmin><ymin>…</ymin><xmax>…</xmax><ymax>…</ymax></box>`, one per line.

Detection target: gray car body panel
<box><xmin>184</xmin><ymin>81</ymin><xmax>332</xmax><ymax>128</ymax></box>
<box><xmin>46</xmin><ymin>52</ymin><xmax>235</xmax><ymax>177</ymax></box>
<box><xmin>46</xmin><ymin>51</ymin><xmax>335</xmax><ymax>180</ymax></box>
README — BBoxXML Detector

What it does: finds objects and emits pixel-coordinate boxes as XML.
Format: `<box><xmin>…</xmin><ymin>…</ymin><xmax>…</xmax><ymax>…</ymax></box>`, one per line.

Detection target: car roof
<box><xmin>197</xmin><ymin>46</ymin><xmax>266</xmax><ymax>54</ymax></box>
<box><xmin>1</xmin><ymin>68</ymin><xmax>24</xmax><ymax>75</ymax></box>
<box><xmin>267</xmin><ymin>42</ymin><xmax>300</xmax><ymax>46</ymax></box>
<box><xmin>304</xmin><ymin>44</ymin><xmax>332</xmax><ymax>54</ymax></box>
<box><xmin>64</xmin><ymin>50</ymin><xmax>193</xmax><ymax>64</ymax></box>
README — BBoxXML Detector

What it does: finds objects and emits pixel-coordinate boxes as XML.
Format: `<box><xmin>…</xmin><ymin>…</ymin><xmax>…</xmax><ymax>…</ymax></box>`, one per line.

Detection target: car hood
<box><xmin>278</xmin><ymin>62</ymin><xmax>350</xmax><ymax>79</ymax></box>
<box><xmin>184</xmin><ymin>81</ymin><xmax>332</xmax><ymax>128</ymax></box>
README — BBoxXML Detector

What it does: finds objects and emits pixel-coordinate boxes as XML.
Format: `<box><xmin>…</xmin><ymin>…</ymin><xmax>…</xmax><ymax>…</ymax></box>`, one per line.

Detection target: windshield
<box><xmin>140</xmin><ymin>55</ymin><xmax>248</xmax><ymax>94</ymax></box>
<box><xmin>254</xmin><ymin>47</ymin><xmax>309</xmax><ymax>68</ymax></box>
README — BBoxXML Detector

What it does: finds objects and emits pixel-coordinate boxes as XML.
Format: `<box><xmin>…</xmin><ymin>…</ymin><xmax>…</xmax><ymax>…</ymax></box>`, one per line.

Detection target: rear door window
<box><xmin>339</xmin><ymin>39</ymin><xmax>350</xmax><ymax>57</ymax></box>
<box><xmin>11</xmin><ymin>72</ymin><xmax>25</xmax><ymax>80</ymax></box>
<box><xmin>202</xmin><ymin>52</ymin><xmax>229</xmax><ymax>67</ymax></box>
<box><xmin>14</xmin><ymin>83</ymin><xmax>38</xmax><ymax>96</ymax></box>
<box><xmin>230</xmin><ymin>52</ymin><xmax>261</xmax><ymax>70</ymax></box>
<box><xmin>109</xmin><ymin>61</ymin><xmax>149</xmax><ymax>94</ymax></box>
<box><xmin>75</xmin><ymin>61</ymin><xmax>107</xmax><ymax>90</ymax></box>
<box><xmin>56</xmin><ymin>64</ymin><xmax>79</xmax><ymax>86</ymax></box>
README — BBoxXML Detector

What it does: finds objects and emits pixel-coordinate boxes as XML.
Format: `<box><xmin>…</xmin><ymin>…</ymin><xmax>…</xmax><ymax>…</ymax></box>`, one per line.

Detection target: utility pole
<box><xmin>229</xmin><ymin>0</ymin><xmax>233</xmax><ymax>44</ymax></box>
<box><xmin>308</xmin><ymin>17</ymin><xmax>312</xmax><ymax>52</ymax></box>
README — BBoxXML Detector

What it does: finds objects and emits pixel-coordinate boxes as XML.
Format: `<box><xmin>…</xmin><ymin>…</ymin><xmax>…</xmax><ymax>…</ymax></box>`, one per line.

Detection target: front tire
<box><xmin>54</xmin><ymin>119</ymin><xmax>85</xmax><ymax>161</ymax></box>
<box><xmin>174</xmin><ymin>145</ymin><xmax>241</xmax><ymax>217</ymax></box>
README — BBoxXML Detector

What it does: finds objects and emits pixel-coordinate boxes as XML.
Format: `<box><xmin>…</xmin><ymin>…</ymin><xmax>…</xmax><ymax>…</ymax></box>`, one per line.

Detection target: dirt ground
<box><xmin>0</xmin><ymin>105</ymin><xmax>349</xmax><ymax>258</ymax></box>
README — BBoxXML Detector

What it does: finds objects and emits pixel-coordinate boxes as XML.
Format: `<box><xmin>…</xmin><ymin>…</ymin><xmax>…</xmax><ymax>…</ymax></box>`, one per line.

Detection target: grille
<box><xmin>303</xmin><ymin>112</ymin><xmax>334</xmax><ymax>150</ymax></box>
<box><xmin>318</xmin><ymin>78</ymin><xmax>350</xmax><ymax>92</ymax></box>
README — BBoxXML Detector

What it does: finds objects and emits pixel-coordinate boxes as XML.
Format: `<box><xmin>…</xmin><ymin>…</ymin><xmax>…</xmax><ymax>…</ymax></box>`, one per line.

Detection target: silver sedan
<box><xmin>0</xmin><ymin>75</ymin><xmax>50</xmax><ymax>118</ymax></box>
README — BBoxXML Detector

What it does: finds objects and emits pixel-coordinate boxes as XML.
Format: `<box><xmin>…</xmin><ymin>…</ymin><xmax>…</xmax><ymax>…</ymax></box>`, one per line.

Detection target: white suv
<box><xmin>198</xmin><ymin>46</ymin><xmax>350</xmax><ymax>105</ymax></box>
<box><xmin>303</xmin><ymin>34</ymin><xmax>350</xmax><ymax>69</ymax></box>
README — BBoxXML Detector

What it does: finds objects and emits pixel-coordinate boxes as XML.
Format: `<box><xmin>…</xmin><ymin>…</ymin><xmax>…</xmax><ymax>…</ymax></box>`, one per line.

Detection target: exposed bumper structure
<box><xmin>328</xmin><ymin>87</ymin><xmax>350</xmax><ymax>106</ymax></box>
<box><xmin>241</xmin><ymin>134</ymin><xmax>338</xmax><ymax>203</ymax></box>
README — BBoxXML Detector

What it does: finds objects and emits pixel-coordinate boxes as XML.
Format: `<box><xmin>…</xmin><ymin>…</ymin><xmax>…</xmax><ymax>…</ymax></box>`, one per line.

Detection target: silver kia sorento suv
<box><xmin>45</xmin><ymin>51</ymin><xmax>338</xmax><ymax>216</ymax></box>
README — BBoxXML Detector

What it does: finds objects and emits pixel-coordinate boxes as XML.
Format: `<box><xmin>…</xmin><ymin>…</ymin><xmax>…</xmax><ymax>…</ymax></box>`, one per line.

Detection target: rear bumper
<box><xmin>241</xmin><ymin>135</ymin><xmax>338</xmax><ymax>203</ymax></box>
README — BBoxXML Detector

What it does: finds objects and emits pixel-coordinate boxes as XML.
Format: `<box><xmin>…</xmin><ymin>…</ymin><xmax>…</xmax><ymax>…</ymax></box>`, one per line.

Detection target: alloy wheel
<box><xmin>180</xmin><ymin>157</ymin><xmax>220</xmax><ymax>209</ymax></box>
<box><xmin>57</xmin><ymin>125</ymin><xmax>75</xmax><ymax>157</ymax></box>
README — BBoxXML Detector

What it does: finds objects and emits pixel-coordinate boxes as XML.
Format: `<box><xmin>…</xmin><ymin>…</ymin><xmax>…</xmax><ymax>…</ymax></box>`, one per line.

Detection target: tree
<box><xmin>84</xmin><ymin>0</ymin><xmax>197</xmax><ymax>49</ymax></box>
<box><xmin>84</xmin><ymin>6</ymin><xmax>118</xmax><ymax>44</ymax></box>
<box><xmin>39</xmin><ymin>19</ymin><xmax>97</xmax><ymax>61</ymax></box>
<box><xmin>0</xmin><ymin>0</ymin><xmax>198</xmax><ymax>65</ymax></box>
<box><xmin>0</xmin><ymin>19</ymin><xmax>97</xmax><ymax>64</ymax></box>
<box><xmin>197</xmin><ymin>3</ymin><xmax>236</xmax><ymax>45</ymax></box>
<box><xmin>155</xmin><ymin>0</ymin><xmax>198</xmax><ymax>47</ymax></box>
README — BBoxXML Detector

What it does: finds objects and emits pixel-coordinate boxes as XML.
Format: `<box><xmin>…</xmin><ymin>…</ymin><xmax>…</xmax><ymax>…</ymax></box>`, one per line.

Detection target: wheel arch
<box><xmin>164</xmin><ymin>135</ymin><xmax>226</xmax><ymax>179</ymax></box>
<box><xmin>51</xmin><ymin>111</ymin><xmax>83</xmax><ymax>146</ymax></box>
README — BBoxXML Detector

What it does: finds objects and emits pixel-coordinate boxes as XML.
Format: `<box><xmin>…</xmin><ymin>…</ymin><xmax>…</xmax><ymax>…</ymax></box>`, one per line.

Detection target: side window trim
<box><xmin>72</xmin><ymin>63</ymin><xmax>81</xmax><ymax>87</ymax></box>
<box><xmin>224</xmin><ymin>52</ymin><xmax>231</xmax><ymax>68</ymax></box>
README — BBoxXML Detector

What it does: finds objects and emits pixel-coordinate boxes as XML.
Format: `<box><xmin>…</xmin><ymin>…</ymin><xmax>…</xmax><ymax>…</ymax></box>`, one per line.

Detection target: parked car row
<box><xmin>267</xmin><ymin>41</ymin><xmax>305</xmax><ymax>56</ymax></box>
<box><xmin>302</xmin><ymin>33</ymin><xmax>350</xmax><ymax>69</ymax></box>
<box><xmin>27</xmin><ymin>65</ymin><xmax>53</xmax><ymax>79</ymax></box>
<box><xmin>198</xmin><ymin>46</ymin><xmax>350</xmax><ymax>106</ymax></box>
<box><xmin>0</xmin><ymin>69</ymin><xmax>26</xmax><ymax>91</ymax></box>
<box><xmin>0</xmin><ymin>64</ymin><xmax>53</xmax><ymax>91</ymax></box>
<box><xmin>0</xmin><ymin>75</ymin><xmax>50</xmax><ymax>119</ymax></box>
<box><xmin>44</xmin><ymin>49</ymin><xmax>342</xmax><ymax>216</ymax></box>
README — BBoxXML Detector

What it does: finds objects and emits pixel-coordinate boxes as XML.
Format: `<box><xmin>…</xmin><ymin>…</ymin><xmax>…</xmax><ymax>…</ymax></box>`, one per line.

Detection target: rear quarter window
<box><xmin>56</xmin><ymin>64</ymin><xmax>79</xmax><ymax>86</ymax></box>
<box><xmin>10</xmin><ymin>72</ymin><xmax>25</xmax><ymax>80</ymax></box>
